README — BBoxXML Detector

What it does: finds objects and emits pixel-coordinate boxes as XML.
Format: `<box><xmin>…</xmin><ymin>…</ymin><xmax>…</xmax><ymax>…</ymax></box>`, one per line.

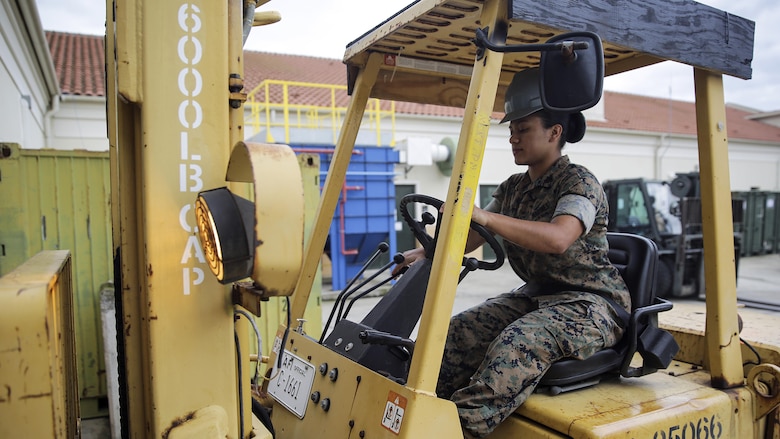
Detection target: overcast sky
<box><xmin>35</xmin><ymin>0</ymin><xmax>779</xmax><ymax>112</ymax></box>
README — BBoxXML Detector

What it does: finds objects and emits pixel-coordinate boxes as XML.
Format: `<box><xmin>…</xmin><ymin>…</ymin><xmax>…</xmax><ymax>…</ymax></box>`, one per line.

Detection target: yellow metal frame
<box><xmin>107</xmin><ymin>0</ymin><xmax>247</xmax><ymax>436</ymax></box>
<box><xmin>406</xmin><ymin>0</ymin><xmax>507</xmax><ymax>394</ymax></box>
<box><xmin>0</xmin><ymin>251</ymin><xmax>79</xmax><ymax>438</ymax></box>
<box><xmin>267</xmin><ymin>330</ymin><xmax>463</xmax><ymax>438</ymax></box>
<box><xmin>287</xmin><ymin>53</ymin><xmax>384</xmax><ymax>324</ymax></box>
<box><xmin>693</xmin><ymin>69</ymin><xmax>744</xmax><ymax>387</ymax></box>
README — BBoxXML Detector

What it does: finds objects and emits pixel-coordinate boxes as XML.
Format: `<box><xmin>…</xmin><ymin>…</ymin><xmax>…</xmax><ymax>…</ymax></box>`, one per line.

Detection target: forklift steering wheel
<box><xmin>399</xmin><ymin>194</ymin><xmax>505</xmax><ymax>271</ymax></box>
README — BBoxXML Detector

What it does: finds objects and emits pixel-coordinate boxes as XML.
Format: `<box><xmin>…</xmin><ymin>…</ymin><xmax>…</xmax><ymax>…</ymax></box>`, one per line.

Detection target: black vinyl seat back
<box><xmin>607</xmin><ymin>232</ymin><xmax>656</xmax><ymax>312</ymax></box>
<box><xmin>538</xmin><ymin>232</ymin><xmax>679</xmax><ymax>394</ymax></box>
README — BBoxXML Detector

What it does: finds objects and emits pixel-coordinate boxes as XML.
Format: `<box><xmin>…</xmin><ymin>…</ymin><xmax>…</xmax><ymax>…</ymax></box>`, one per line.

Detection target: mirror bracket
<box><xmin>473</xmin><ymin>27</ymin><xmax>589</xmax><ymax>59</ymax></box>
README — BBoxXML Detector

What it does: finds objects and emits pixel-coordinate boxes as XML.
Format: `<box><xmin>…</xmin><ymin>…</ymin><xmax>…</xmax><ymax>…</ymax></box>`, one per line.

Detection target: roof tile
<box><xmin>45</xmin><ymin>31</ymin><xmax>780</xmax><ymax>143</ymax></box>
<box><xmin>46</xmin><ymin>31</ymin><xmax>105</xmax><ymax>97</ymax></box>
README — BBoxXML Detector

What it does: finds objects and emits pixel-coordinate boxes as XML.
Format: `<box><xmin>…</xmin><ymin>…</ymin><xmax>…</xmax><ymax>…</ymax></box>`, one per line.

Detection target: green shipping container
<box><xmin>0</xmin><ymin>143</ymin><xmax>112</xmax><ymax>417</ymax></box>
<box><xmin>734</xmin><ymin>190</ymin><xmax>767</xmax><ymax>256</ymax></box>
<box><xmin>764</xmin><ymin>192</ymin><xmax>779</xmax><ymax>254</ymax></box>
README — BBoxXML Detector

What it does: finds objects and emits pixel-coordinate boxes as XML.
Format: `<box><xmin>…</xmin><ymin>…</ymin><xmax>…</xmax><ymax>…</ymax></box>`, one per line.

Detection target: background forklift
<box><xmin>3</xmin><ymin>0</ymin><xmax>780</xmax><ymax>438</ymax></box>
<box><xmin>603</xmin><ymin>173</ymin><xmax>744</xmax><ymax>298</ymax></box>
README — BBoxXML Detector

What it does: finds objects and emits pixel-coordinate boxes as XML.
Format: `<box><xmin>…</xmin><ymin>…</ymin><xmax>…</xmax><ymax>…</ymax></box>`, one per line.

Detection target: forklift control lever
<box><xmin>359</xmin><ymin>329</ymin><xmax>415</xmax><ymax>356</ymax></box>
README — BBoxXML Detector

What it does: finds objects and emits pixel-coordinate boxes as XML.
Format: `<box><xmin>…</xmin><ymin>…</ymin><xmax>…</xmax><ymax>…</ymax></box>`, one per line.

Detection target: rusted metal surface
<box><xmin>0</xmin><ymin>251</ymin><xmax>79</xmax><ymax>438</ymax></box>
<box><xmin>748</xmin><ymin>364</ymin><xmax>780</xmax><ymax>420</ymax></box>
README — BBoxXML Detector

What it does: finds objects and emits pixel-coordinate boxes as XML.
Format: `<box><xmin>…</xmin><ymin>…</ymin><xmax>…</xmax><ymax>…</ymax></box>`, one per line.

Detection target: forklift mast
<box><xmin>106</xmin><ymin>0</ymin><xmax>251</xmax><ymax>436</ymax></box>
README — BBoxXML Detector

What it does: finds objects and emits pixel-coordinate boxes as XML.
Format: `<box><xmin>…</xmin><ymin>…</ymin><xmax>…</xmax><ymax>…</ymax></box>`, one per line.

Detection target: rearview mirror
<box><xmin>539</xmin><ymin>32</ymin><xmax>604</xmax><ymax>112</ymax></box>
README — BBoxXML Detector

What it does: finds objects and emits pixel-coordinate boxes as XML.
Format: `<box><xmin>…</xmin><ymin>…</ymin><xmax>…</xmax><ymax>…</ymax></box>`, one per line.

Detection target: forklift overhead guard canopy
<box><xmin>342</xmin><ymin>0</ymin><xmax>754</xmax><ymax>111</ymax></box>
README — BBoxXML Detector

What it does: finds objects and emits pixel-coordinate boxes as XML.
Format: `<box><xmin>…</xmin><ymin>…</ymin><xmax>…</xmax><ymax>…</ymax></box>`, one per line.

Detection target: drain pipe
<box><xmin>21</xmin><ymin>0</ymin><xmax>60</xmax><ymax>149</ymax></box>
<box><xmin>655</xmin><ymin>133</ymin><xmax>669</xmax><ymax>180</ymax></box>
<box><xmin>44</xmin><ymin>94</ymin><xmax>61</xmax><ymax>149</ymax></box>
<box><xmin>242</xmin><ymin>0</ymin><xmax>257</xmax><ymax>45</ymax></box>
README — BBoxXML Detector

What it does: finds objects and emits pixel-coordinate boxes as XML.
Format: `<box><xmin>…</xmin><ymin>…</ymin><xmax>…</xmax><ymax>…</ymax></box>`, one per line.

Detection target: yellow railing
<box><xmin>245</xmin><ymin>79</ymin><xmax>396</xmax><ymax>146</ymax></box>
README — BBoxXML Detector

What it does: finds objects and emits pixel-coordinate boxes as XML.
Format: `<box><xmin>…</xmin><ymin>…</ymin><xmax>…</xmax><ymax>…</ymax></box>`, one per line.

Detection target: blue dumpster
<box><xmin>292</xmin><ymin>145</ymin><xmax>399</xmax><ymax>290</ymax></box>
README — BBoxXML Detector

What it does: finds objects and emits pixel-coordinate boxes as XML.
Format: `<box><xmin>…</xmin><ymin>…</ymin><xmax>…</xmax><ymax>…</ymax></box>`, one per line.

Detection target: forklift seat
<box><xmin>537</xmin><ymin>232</ymin><xmax>679</xmax><ymax>395</ymax></box>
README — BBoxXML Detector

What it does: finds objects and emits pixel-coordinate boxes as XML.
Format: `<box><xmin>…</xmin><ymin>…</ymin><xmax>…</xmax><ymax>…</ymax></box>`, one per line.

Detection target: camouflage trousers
<box><xmin>436</xmin><ymin>291</ymin><xmax>624</xmax><ymax>438</ymax></box>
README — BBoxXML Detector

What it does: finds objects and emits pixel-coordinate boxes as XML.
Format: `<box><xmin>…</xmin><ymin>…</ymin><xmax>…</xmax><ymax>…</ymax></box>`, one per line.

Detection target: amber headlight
<box><xmin>195</xmin><ymin>187</ymin><xmax>255</xmax><ymax>284</ymax></box>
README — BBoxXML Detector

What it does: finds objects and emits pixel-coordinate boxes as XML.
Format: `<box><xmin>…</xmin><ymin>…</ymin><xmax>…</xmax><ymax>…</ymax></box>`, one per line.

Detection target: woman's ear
<box><xmin>549</xmin><ymin>124</ymin><xmax>563</xmax><ymax>143</ymax></box>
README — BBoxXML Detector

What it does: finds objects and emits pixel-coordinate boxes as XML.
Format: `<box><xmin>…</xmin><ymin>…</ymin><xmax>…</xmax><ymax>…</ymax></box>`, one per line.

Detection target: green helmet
<box><xmin>500</xmin><ymin>67</ymin><xmax>587</xmax><ymax>144</ymax></box>
<box><xmin>500</xmin><ymin>68</ymin><xmax>543</xmax><ymax>124</ymax></box>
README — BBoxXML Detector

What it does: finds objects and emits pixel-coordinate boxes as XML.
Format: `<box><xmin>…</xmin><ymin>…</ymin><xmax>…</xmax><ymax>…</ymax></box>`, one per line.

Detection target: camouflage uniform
<box><xmin>437</xmin><ymin>155</ymin><xmax>630</xmax><ymax>438</ymax></box>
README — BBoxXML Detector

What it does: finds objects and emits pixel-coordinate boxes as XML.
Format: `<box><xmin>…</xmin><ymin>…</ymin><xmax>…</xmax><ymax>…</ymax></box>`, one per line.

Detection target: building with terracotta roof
<box><xmin>32</xmin><ymin>31</ymin><xmax>780</xmax><ymax>194</ymax></box>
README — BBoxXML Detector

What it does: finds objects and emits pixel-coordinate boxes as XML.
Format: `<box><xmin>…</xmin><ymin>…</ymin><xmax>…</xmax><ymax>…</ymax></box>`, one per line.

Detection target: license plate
<box><xmin>268</xmin><ymin>350</ymin><xmax>316</xmax><ymax>419</ymax></box>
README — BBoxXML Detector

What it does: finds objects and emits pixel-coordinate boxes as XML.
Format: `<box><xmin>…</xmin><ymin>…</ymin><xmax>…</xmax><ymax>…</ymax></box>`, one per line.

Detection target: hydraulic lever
<box><xmin>320</xmin><ymin>242</ymin><xmax>389</xmax><ymax>343</ymax></box>
<box><xmin>342</xmin><ymin>253</ymin><xmax>405</xmax><ymax>320</ymax></box>
<box><xmin>333</xmin><ymin>251</ymin><xmax>404</xmax><ymax>324</ymax></box>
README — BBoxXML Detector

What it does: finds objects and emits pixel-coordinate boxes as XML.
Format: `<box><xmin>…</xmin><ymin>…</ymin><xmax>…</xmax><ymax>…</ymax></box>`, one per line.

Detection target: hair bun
<box><xmin>566</xmin><ymin>112</ymin><xmax>586</xmax><ymax>143</ymax></box>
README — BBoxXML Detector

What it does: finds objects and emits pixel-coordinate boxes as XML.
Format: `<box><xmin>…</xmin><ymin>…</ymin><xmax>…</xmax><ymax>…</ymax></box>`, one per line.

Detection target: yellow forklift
<box><xmin>99</xmin><ymin>0</ymin><xmax>780</xmax><ymax>437</ymax></box>
<box><xmin>3</xmin><ymin>0</ymin><xmax>779</xmax><ymax>438</ymax></box>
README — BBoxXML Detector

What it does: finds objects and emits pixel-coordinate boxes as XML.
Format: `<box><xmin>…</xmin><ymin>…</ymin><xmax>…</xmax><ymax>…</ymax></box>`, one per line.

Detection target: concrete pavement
<box><xmin>321</xmin><ymin>252</ymin><xmax>780</xmax><ymax>332</ymax></box>
<box><xmin>732</xmin><ymin>253</ymin><xmax>780</xmax><ymax>305</ymax></box>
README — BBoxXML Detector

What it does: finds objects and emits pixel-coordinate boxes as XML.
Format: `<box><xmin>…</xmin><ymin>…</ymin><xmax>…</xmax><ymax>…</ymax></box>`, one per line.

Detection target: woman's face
<box><xmin>508</xmin><ymin>115</ymin><xmax>560</xmax><ymax>166</ymax></box>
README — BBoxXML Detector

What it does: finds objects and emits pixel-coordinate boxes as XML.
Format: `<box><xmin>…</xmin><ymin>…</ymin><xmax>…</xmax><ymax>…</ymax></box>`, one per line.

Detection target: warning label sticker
<box><xmin>381</xmin><ymin>391</ymin><xmax>407</xmax><ymax>434</ymax></box>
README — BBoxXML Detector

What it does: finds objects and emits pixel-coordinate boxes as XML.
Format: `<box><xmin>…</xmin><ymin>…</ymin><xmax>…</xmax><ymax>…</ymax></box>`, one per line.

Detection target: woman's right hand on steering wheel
<box><xmin>391</xmin><ymin>247</ymin><xmax>426</xmax><ymax>277</ymax></box>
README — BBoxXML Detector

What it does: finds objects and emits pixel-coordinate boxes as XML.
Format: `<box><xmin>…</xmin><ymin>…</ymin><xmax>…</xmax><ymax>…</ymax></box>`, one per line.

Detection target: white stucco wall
<box><xmin>0</xmin><ymin>0</ymin><xmax>55</xmax><ymax>150</ymax></box>
<box><xmin>49</xmin><ymin>97</ymin><xmax>110</xmax><ymax>151</ymax></box>
<box><xmin>727</xmin><ymin>141</ymin><xmax>780</xmax><ymax>190</ymax></box>
<box><xmin>390</xmin><ymin>112</ymin><xmax>780</xmax><ymax>195</ymax></box>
